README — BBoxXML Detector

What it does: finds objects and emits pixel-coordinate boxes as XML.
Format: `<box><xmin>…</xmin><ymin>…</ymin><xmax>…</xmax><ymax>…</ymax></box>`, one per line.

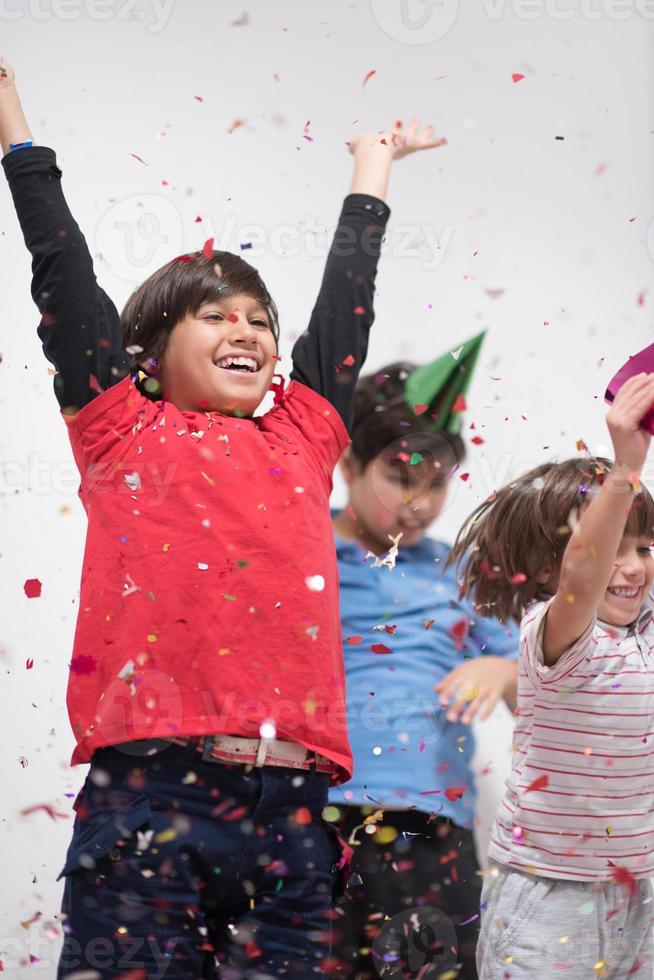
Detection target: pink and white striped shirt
<box><xmin>488</xmin><ymin>596</ymin><xmax>654</xmax><ymax>881</ymax></box>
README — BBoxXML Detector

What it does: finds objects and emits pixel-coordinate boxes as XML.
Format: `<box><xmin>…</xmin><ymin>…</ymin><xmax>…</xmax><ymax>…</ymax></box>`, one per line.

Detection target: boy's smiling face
<box><xmin>337</xmin><ymin>447</ymin><xmax>450</xmax><ymax>554</ymax></box>
<box><xmin>156</xmin><ymin>293</ymin><xmax>278</xmax><ymax>415</ymax></box>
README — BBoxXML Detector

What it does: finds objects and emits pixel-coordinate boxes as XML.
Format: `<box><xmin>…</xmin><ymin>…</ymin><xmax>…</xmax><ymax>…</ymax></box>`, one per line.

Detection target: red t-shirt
<box><xmin>62</xmin><ymin>375</ymin><xmax>352</xmax><ymax>782</ymax></box>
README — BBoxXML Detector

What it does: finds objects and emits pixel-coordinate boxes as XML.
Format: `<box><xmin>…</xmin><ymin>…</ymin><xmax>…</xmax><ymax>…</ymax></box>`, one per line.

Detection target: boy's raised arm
<box><xmin>0</xmin><ymin>59</ymin><xmax>129</xmax><ymax>415</ymax></box>
<box><xmin>290</xmin><ymin>121</ymin><xmax>445</xmax><ymax>432</ymax></box>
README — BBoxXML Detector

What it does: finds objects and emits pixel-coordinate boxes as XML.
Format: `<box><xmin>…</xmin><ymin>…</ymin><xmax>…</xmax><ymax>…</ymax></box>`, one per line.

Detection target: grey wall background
<box><xmin>0</xmin><ymin>0</ymin><xmax>653</xmax><ymax>974</ymax></box>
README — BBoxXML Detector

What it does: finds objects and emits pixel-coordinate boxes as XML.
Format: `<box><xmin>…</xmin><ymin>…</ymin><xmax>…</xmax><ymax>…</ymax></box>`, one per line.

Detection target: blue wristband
<box><xmin>9</xmin><ymin>140</ymin><xmax>33</xmax><ymax>152</ymax></box>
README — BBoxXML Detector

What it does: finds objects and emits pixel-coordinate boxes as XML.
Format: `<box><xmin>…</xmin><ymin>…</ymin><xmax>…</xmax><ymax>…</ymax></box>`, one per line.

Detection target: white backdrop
<box><xmin>0</xmin><ymin>1</ymin><xmax>653</xmax><ymax>974</ymax></box>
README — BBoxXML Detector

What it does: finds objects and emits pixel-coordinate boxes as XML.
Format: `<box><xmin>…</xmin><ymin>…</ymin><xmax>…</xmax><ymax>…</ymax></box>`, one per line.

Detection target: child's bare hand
<box><xmin>606</xmin><ymin>372</ymin><xmax>654</xmax><ymax>474</ymax></box>
<box><xmin>434</xmin><ymin>657</ymin><xmax>517</xmax><ymax>725</ymax></box>
<box><xmin>0</xmin><ymin>57</ymin><xmax>16</xmax><ymax>91</ymax></box>
<box><xmin>348</xmin><ymin>119</ymin><xmax>446</xmax><ymax>160</ymax></box>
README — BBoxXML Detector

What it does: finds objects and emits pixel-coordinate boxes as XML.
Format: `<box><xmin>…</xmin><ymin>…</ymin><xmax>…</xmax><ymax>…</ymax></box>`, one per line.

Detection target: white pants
<box><xmin>478</xmin><ymin>865</ymin><xmax>654</xmax><ymax>979</ymax></box>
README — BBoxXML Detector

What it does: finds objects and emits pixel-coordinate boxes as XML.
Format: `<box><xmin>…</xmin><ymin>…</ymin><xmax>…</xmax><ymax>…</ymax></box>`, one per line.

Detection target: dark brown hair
<box><xmin>350</xmin><ymin>361</ymin><xmax>466</xmax><ymax>471</ymax></box>
<box><xmin>121</xmin><ymin>250</ymin><xmax>279</xmax><ymax>370</ymax></box>
<box><xmin>448</xmin><ymin>456</ymin><xmax>654</xmax><ymax>624</ymax></box>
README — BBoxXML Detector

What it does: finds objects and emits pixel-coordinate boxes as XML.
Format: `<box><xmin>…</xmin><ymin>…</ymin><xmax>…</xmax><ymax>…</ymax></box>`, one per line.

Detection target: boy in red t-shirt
<box><xmin>1</xmin><ymin>58</ymin><xmax>446</xmax><ymax>978</ymax></box>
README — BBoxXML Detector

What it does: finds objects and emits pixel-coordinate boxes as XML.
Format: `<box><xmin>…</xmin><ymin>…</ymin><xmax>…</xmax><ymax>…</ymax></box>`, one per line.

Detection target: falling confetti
<box><xmin>524</xmin><ymin>774</ymin><xmax>549</xmax><ymax>793</ymax></box>
<box><xmin>129</xmin><ymin>153</ymin><xmax>148</xmax><ymax>165</ymax></box>
<box><xmin>362</xmin><ymin>69</ymin><xmax>377</xmax><ymax>87</ymax></box>
<box><xmin>23</xmin><ymin>579</ymin><xmax>42</xmax><ymax>599</ymax></box>
<box><xmin>444</xmin><ymin>785</ymin><xmax>468</xmax><ymax>802</ymax></box>
<box><xmin>371</xmin><ymin>643</ymin><xmax>392</xmax><ymax>655</ymax></box>
<box><xmin>512</xmin><ymin>73</ymin><xmax>525</xmax><ymax>83</ymax></box>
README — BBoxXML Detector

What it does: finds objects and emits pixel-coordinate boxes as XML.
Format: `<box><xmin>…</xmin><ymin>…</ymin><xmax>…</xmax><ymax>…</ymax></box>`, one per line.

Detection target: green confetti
<box><xmin>410</xmin><ymin>453</ymin><xmax>424</xmax><ymax>465</ymax></box>
<box><xmin>222</xmin><ymin>594</ymin><xmax>237</xmax><ymax>602</ymax></box>
<box><xmin>577</xmin><ymin>901</ymin><xmax>595</xmax><ymax>916</ymax></box>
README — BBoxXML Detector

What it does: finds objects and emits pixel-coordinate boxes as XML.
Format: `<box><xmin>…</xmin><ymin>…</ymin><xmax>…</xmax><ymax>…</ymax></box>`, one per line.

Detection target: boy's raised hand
<box><xmin>0</xmin><ymin>55</ymin><xmax>15</xmax><ymax>89</ymax></box>
<box><xmin>348</xmin><ymin>119</ymin><xmax>446</xmax><ymax>160</ymax></box>
<box><xmin>347</xmin><ymin>118</ymin><xmax>446</xmax><ymax>202</ymax></box>
<box><xmin>606</xmin><ymin>372</ymin><xmax>654</xmax><ymax>476</ymax></box>
<box><xmin>0</xmin><ymin>56</ymin><xmax>32</xmax><ymax>155</ymax></box>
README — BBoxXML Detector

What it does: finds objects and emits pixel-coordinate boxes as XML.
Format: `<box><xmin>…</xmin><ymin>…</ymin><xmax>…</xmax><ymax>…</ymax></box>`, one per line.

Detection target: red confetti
<box><xmin>362</xmin><ymin>69</ymin><xmax>377</xmax><ymax>87</ymax></box>
<box><xmin>353</xmin><ymin>306</ymin><xmax>366</xmax><ymax>315</ymax></box>
<box><xmin>20</xmin><ymin>803</ymin><xmax>69</xmax><ymax>821</ymax></box>
<box><xmin>470</xmin><ymin>435</ymin><xmax>485</xmax><ymax>446</ymax></box>
<box><xmin>371</xmin><ymin>643</ymin><xmax>392</xmax><ymax>655</ymax></box>
<box><xmin>194</xmin><ymin>216</ymin><xmax>203</xmax><ymax>223</ymax></box>
<box><xmin>202</xmin><ymin>238</ymin><xmax>215</xmax><ymax>259</ymax></box>
<box><xmin>424</xmin><ymin>619</ymin><xmax>435</xmax><ymax>630</ymax></box>
<box><xmin>69</xmin><ymin>655</ymin><xmax>98</xmax><ymax>676</ymax></box>
<box><xmin>293</xmin><ymin>807</ymin><xmax>313</xmax><ymax>826</ymax></box>
<box><xmin>451</xmin><ymin>394</ymin><xmax>467</xmax><ymax>413</ymax></box>
<box><xmin>129</xmin><ymin>153</ymin><xmax>148</xmax><ymax>165</ymax></box>
<box><xmin>512</xmin><ymin>73</ymin><xmax>525</xmax><ymax>83</ymax></box>
<box><xmin>460</xmin><ymin>472</ymin><xmax>470</xmax><ymax>482</ymax></box>
<box><xmin>342</xmin><ymin>354</ymin><xmax>356</xmax><ymax>367</ymax></box>
<box><xmin>510</xmin><ymin>572</ymin><xmax>527</xmax><ymax>585</ymax></box>
<box><xmin>449</xmin><ymin>618</ymin><xmax>469</xmax><ymax>652</ymax></box>
<box><xmin>245</xmin><ymin>939</ymin><xmax>261</xmax><ymax>959</ymax></box>
<box><xmin>23</xmin><ymin>579</ymin><xmax>42</xmax><ymax>599</ymax></box>
<box><xmin>228</xmin><ymin>313</ymin><xmax>239</xmax><ymax>323</ymax></box>
<box><xmin>524</xmin><ymin>774</ymin><xmax>549</xmax><ymax>793</ymax></box>
<box><xmin>40</xmin><ymin>312</ymin><xmax>55</xmax><ymax>328</ymax></box>
<box><xmin>193</xmin><ymin>95</ymin><xmax>204</xmax><ymax>102</ymax></box>
<box><xmin>413</xmin><ymin>404</ymin><xmax>429</xmax><ymax>416</ymax></box>
<box><xmin>444</xmin><ymin>785</ymin><xmax>468</xmax><ymax>802</ymax></box>
<box><xmin>26</xmin><ymin>658</ymin><xmax>34</xmax><ymax>670</ymax></box>
<box><xmin>638</xmin><ymin>290</ymin><xmax>647</xmax><ymax>307</ymax></box>
<box><xmin>89</xmin><ymin>373</ymin><xmax>104</xmax><ymax>395</ymax></box>
<box><xmin>610</xmin><ymin>865</ymin><xmax>638</xmax><ymax>896</ymax></box>
<box><xmin>346</xmin><ymin>636</ymin><xmax>362</xmax><ymax>645</ymax></box>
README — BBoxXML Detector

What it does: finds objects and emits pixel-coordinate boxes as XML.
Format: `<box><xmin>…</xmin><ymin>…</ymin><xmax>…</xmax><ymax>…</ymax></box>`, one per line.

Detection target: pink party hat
<box><xmin>605</xmin><ymin>342</ymin><xmax>654</xmax><ymax>434</ymax></box>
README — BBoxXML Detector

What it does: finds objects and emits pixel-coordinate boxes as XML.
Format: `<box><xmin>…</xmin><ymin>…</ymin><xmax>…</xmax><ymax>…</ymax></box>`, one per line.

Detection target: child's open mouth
<box><xmin>213</xmin><ymin>355</ymin><xmax>261</xmax><ymax>374</ymax></box>
<box><xmin>607</xmin><ymin>585</ymin><xmax>641</xmax><ymax>602</ymax></box>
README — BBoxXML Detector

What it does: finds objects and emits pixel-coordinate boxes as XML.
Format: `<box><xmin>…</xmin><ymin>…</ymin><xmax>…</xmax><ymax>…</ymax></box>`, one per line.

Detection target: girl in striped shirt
<box><xmin>450</xmin><ymin>372</ymin><xmax>654</xmax><ymax>979</ymax></box>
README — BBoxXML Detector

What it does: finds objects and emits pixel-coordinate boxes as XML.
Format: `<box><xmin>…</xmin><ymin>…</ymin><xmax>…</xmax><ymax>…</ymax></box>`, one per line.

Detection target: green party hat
<box><xmin>404</xmin><ymin>331</ymin><xmax>486</xmax><ymax>433</ymax></box>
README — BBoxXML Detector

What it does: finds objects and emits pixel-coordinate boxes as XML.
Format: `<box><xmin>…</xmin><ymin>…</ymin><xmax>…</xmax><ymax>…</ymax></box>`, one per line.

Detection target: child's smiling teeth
<box><xmin>214</xmin><ymin>355</ymin><xmax>260</xmax><ymax>373</ymax></box>
<box><xmin>607</xmin><ymin>586</ymin><xmax>640</xmax><ymax>599</ymax></box>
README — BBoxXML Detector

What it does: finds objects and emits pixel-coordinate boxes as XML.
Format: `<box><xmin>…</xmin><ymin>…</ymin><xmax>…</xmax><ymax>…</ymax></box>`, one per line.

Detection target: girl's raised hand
<box><xmin>606</xmin><ymin>372</ymin><xmax>654</xmax><ymax>475</ymax></box>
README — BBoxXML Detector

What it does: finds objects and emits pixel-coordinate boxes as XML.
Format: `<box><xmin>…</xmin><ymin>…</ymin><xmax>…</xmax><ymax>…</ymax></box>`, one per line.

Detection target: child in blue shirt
<box><xmin>329</xmin><ymin>359</ymin><xmax>519</xmax><ymax>980</ymax></box>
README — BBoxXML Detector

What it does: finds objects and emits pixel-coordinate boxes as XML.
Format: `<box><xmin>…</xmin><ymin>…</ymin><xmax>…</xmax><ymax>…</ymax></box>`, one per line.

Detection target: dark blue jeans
<box><xmin>56</xmin><ymin>740</ymin><xmax>343</xmax><ymax>978</ymax></box>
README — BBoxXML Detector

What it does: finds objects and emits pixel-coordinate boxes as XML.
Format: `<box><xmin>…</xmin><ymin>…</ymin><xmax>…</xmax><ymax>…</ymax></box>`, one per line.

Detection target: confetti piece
<box><xmin>20</xmin><ymin>803</ymin><xmax>69</xmax><ymax>821</ymax></box>
<box><xmin>26</xmin><ymin>658</ymin><xmax>34</xmax><ymax>670</ymax></box>
<box><xmin>293</xmin><ymin>806</ymin><xmax>313</xmax><ymax>826</ymax></box>
<box><xmin>342</xmin><ymin>354</ymin><xmax>356</xmax><ymax>367</ymax></box>
<box><xmin>371</xmin><ymin>643</ymin><xmax>392</xmax><ymax>655</ymax></box>
<box><xmin>129</xmin><ymin>153</ymin><xmax>148</xmax><ymax>165</ymax></box>
<box><xmin>202</xmin><ymin>238</ymin><xmax>215</xmax><ymax>259</ymax></box>
<box><xmin>512</xmin><ymin>73</ymin><xmax>525</xmax><ymax>83</ymax></box>
<box><xmin>365</xmin><ymin>532</ymin><xmax>402</xmax><ymax>570</ymax></box>
<box><xmin>424</xmin><ymin>619</ymin><xmax>435</xmax><ymax>630</ymax></box>
<box><xmin>23</xmin><ymin>579</ymin><xmax>42</xmax><ymax>599</ymax></box>
<box><xmin>510</xmin><ymin>572</ymin><xmax>527</xmax><ymax>585</ymax></box>
<box><xmin>346</xmin><ymin>636</ymin><xmax>362</xmax><ymax>645</ymax></box>
<box><xmin>193</xmin><ymin>95</ymin><xmax>204</xmax><ymax>102</ymax></box>
<box><xmin>362</xmin><ymin>69</ymin><xmax>377</xmax><ymax>87</ymax></box>
<box><xmin>409</xmin><ymin>453</ymin><xmax>424</xmax><ymax>465</ymax></box>
<box><xmin>305</xmin><ymin>575</ymin><xmax>325</xmax><ymax>592</ymax></box>
<box><xmin>231</xmin><ymin>11</ymin><xmax>249</xmax><ymax>25</ymax></box>
<box><xmin>449</xmin><ymin>618</ymin><xmax>469</xmax><ymax>651</ymax></box>
<box><xmin>444</xmin><ymin>785</ymin><xmax>468</xmax><ymax>802</ymax></box>
<box><xmin>610</xmin><ymin>865</ymin><xmax>638</xmax><ymax>896</ymax></box>
<box><xmin>69</xmin><ymin>655</ymin><xmax>97</xmax><ymax>676</ymax></box>
<box><xmin>413</xmin><ymin>404</ymin><xmax>429</xmax><ymax>415</ymax></box>
<box><xmin>470</xmin><ymin>435</ymin><xmax>485</xmax><ymax>446</ymax></box>
<box><xmin>227</xmin><ymin>119</ymin><xmax>246</xmax><ymax>134</ymax></box>
<box><xmin>451</xmin><ymin>394</ymin><xmax>467</xmax><ymax>413</ymax></box>
<box><xmin>524</xmin><ymin>774</ymin><xmax>549</xmax><ymax>793</ymax></box>
<box><xmin>353</xmin><ymin>306</ymin><xmax>366</xmax><ymax>315</ymax></box>
<box><xmin>460</xmin><ymin>472</ymin><xmax>470</xmax><ymax>482</ymax></box>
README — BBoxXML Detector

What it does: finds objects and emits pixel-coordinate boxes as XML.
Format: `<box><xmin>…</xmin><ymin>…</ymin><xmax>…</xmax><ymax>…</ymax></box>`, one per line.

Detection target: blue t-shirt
<box><xmin>330</xmin><ymin>530</ymin><xmax>518</xmax><ymax>828</ymax></box>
